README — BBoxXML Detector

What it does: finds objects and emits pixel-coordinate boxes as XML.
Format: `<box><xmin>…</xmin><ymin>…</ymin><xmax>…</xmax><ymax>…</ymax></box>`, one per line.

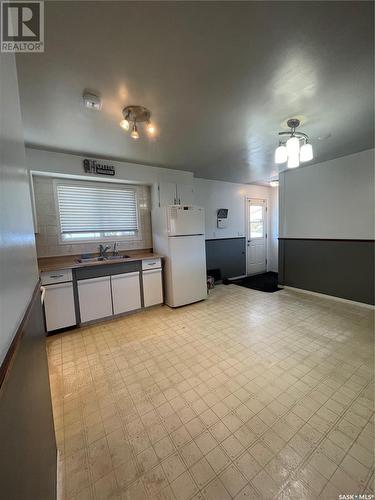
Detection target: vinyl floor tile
<box><xmin>47</xmin><ymin>285</ymin><xmax>374</xmax><ymax>499</ymax></box>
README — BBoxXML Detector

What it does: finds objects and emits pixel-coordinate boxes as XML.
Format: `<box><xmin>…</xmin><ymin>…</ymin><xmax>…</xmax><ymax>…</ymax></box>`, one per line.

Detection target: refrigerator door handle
<box><xmin>168</xmin><ymin>233</ymin><xmax>204</xmax><ymax>237</ymax></box>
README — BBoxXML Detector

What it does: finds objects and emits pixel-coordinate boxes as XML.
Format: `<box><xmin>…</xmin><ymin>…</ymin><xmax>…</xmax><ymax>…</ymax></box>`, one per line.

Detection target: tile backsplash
<box><xmin>33</xmin><ymin>176</ymin><xmax>153</xmax><ymax>257</ymax></box>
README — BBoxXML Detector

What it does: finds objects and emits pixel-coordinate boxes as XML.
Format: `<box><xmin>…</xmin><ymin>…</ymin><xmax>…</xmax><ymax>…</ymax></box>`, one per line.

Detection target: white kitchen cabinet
<box><xmin>176</xmin><ymin>183</ymin><xmax>194</xmax><ymax>205</ymax></box>
<box><xmin>44</xmin><ymin>282</ymin><xmax>76</xmax><ymax>332</ymax></box>
<box><xmin>158</xmin><ymin>181</ymin><xmax>194</xmax><ymax>206</ymax></box>
<box><xmin>77</xmin><ymin>276</ymin><xmax>113</xmax><ymax>323</ymax></box>
<box><xmin>142</xmin><ymin>258</ymin><xmax>162</xmax><ymax>270</ymax></box>
<box><xmin>159</xmin><ymin>182</ymin><xmax>178</xmax><ymax>206</ymax></box>
<box><xmin>111</xmin><ymin>272</ymin><xmax>141</xmax><ymax>315</ymax></box>
<box><xmin>41</xmin><ymin>268</ymin><xmax>72</xmax><ymax>285</ymax></box>
<box><xmin>143</xmin><ymin>268</ymin><xmax>163</xmax><ymax>307</ymax></box>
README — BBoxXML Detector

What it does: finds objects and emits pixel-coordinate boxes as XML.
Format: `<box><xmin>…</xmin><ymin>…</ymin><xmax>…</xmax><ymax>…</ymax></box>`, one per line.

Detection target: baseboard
<box><xmin>283</xmin><ymin>285</ymin><xmax>375</xmax><ymax>309</ymax></box>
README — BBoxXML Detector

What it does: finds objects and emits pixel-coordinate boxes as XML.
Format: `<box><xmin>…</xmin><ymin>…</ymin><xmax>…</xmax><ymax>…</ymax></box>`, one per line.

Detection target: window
<box><xmin>249</xmin><ymin>204</ymin><xmax>264</xmax><ymax>238</ymax></box>
<box><xmin>55</xmin><ymin>181</ymin><xmax>139</xmax><ymax>242</ymax></box>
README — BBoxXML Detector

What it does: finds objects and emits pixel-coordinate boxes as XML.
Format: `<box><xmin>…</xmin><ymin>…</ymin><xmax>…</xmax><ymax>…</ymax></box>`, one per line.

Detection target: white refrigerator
<box><xmin>152</xmin><ymin>206</ymin><xmax>207</xmax><ymax>307</ymax></box>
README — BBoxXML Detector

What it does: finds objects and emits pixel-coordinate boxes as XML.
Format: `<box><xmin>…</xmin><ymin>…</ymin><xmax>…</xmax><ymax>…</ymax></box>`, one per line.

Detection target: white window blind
<box><xmin>56</xmin><ymin>183</ymin><xmax>138</xmax><ymax>236</ymax></box>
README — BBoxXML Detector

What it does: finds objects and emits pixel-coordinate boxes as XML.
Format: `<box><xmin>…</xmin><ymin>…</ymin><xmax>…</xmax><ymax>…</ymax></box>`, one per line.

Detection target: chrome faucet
<box><xmin>113</xmin><ymin>242</ymin><xmax>120</xmax><ymax>256</ymax></box>
<box><xmin>98</xmin><ymin>244</ymin><xmax>111</xmax><ymax>258</ymax></box>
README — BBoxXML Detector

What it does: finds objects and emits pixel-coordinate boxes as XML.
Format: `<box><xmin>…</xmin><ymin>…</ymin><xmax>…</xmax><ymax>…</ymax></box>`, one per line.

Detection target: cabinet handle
<box><xmin>50</xmin><ymin>274</ymin><xmax>64</xmax><ymax>278</ymax></box>
<box><xmin>111</xmin><ymin>271</ymin><xmax>140</xmax><ymax>279</ymax></box>
<box><xmin>40</xmin><ymin>286</ymin><xmax>46</xmax><ymax>304</ymax></box>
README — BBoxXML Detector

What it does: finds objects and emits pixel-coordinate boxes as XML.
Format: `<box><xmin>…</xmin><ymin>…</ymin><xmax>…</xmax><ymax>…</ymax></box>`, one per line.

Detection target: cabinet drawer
<box><xmin>142</xmin><ymin>258</ymin><xmax>161</xmax><ymax>270</ymax></box>
<box><xmin>41</xmin><ymin>268</ymin><xmax>72</xmax><ymax>285</ymax></box>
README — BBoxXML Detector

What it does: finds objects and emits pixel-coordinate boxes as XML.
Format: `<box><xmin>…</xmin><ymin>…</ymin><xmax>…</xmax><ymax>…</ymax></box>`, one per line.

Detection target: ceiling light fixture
<box><xmin>146</xmin><ymin>121</ymin><xmax>156</xmax><ymax>135</ymax></box>
<box><xmin>275</xmin><ymin>118</ymin><xmax>313</xmax><ymax>168</ymax></box>
<box><xmin>130</xmin><ymin>123</ymin><xmax>139</xmax><ymax>140</ymax></box>
<box><xmin>120</xmin><ymin>105</ymin><xmax>156</xmax><ymax>140</ymax></box>
<box><xmin>120</xmin><ymin>117</ymin><xmax>130</xmax><ymax>130</ymax></box>
<box><xmin>270</xmin><ymin>180</ymin><xmax>279</xmax><ymax>187</ymax></box>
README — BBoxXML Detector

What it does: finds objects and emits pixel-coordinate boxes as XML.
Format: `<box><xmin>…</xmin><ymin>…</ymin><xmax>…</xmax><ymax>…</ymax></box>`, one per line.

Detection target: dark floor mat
<box><xmin>225</xmin><ymin>272</ymin><xmax>282</xmax><ymax>293</ymax></box>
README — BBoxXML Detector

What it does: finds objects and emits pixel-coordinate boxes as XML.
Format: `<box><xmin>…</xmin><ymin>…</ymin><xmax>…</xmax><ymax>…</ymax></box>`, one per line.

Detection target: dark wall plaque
<box><xmin>83</xmin><ymin>159</ymin><xmax>115</xmax><ymax>176</ymax></box>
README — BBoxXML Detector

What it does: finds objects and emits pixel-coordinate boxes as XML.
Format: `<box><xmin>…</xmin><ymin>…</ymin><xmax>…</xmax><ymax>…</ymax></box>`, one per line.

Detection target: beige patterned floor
<box><xmin>47</xmin><ymin>285</ymin><xmax>374</xmax><ymax>500</ymax></box>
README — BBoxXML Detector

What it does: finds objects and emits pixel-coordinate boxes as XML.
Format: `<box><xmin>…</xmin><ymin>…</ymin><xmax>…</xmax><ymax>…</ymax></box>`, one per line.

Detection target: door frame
<box><xmin>245</xmin><ymin>197</ymin><xmax>268</xmax><ymax>276</ymax></box>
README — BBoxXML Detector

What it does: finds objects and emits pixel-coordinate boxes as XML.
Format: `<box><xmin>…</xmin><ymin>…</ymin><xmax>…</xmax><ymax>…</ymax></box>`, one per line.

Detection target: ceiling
<box><xmin>16</xmin><ymin>1</ymin><xmax>374</xmax><ymax>184</ymax></box>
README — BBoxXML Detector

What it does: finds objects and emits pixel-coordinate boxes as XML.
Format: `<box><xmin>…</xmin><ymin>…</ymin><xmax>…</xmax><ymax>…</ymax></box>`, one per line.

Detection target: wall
<box><xmin>193</xmin><ymin>177</ymin><xmax>276</xmax><ymax>279</ymax></box>
<box><xmin>0</xmin><ymin>53</ymin><xmax>57</xmax><ymax>499</ymax></box>
<box><xmin>0</xmin><ymin>288</ymin><xmax>57</xmax><ymax>499</ymax></box>
<box><xmin>0</xmin><ymin>53</ymin><xmax>39</xmax><ymax>365</ymax></box>
<box><xmin>279</xmin><ymin>149</ymin><xmax>374</xmax><ymax>239</ymax></box>
<box><xmin>27</xmin><ymin>149</ymin><xmax>278</xmax><ymax>279</ymax></box>
<box><xmin>33</xmin><ymin>175</ymin><xmax>152</xmax><ymax>257</ymax></box>
<box><xmin>26</xmin><ymin>147</ymin><xmax>194</xmax><ymax>191</ymax></box>
<box><xmin>269</xmin><ymin>186</ymin><xmax>279</xmax><ymax>273</ymax></box>
<box><xmin>26</xmin><ymin>148</ymin><xmax>194</xmax><ymax>255</ymax></box>
<box><xmin>279</xmin><ymin>149</ymin><xmax>374</xmax><ymax>304</ymax></box>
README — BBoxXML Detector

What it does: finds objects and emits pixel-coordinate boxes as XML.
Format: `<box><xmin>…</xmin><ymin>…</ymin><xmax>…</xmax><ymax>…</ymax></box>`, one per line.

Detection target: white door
<box><xmin>111</xmin><ymin>272</ymin><xmax>141</xmax><ymax>314</ymax></box>
<box><xmin>159</xmin><ymin>182</ymin><xmax>177</xmax><ymax>206</ymax></box>
<box><xmin>167</xmin><ymin>235</ymin><xmax>207</xmax><ymax>307</ymax></box>
<box><xmin>44</xmin><ymin>282</ymin><xmax>76</xmax><ymax>331</ymax></box>
<box><xmin>77</xmin><ymin>276</ymin><xmax>113</xmax><ymax>323</ymax></box>
<box><xmin>246</xmin><ymin>198</ymin><xmax>267</xmax><ymax>275</ymax></box>
<box><xmin>143</xmin><ymin>269</ymin><xmax>163</xmax><ymax>307</ymax></box>
<box><xmin>177</xmin><ymin>184</ymin><xmax>194</xmax><ymax>205</ymax></box>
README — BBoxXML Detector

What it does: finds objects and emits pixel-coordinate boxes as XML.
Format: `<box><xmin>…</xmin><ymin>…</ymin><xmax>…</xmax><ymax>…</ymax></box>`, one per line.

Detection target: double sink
<box><xmin>76</xmin><ymin>255</ymin><xmax>131</xmax><ymax>263</ymax></box>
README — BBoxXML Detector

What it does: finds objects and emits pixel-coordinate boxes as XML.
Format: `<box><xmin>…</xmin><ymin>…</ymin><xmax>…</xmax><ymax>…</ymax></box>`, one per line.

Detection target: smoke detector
<box><xmin>83</xmin><ymin>91</ymin><xmax>102</xmax><ymax>110</ymax></box>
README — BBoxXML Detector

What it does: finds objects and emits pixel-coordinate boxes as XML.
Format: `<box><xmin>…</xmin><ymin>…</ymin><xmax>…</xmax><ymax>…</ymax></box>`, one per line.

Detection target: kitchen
<box><xmin>33</xmin><ymin>150</ymin><xmax>272</xmax><ymax>333</ymax></box>
<box><xmin>1</xmin><ymin>2</ymin><xmax>374</xmax><ymax>500</ymax></box>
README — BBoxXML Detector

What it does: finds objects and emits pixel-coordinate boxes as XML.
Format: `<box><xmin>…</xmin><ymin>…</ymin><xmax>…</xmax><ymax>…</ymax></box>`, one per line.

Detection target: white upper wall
<box><xmin>269</xmin><ymin>186</ymin><xmax>279</xmax><ymax>273</ymax></box>
<box><xmin>193</xmin><ymin>177</ymin><xmax>277</xmax><ymax>271</ymax></box>
<box><xmin>26</xmin><ymin>148</ymin><xmax>279</xmax><ymax>271</ymax></box>
<box><xmin>26</xmin><ymin>148</ymin><xmax>194</xmax><ymax>186</ymax></box>
<box><xmin>0</xmin><ymin>54</ymin><xmax>39</xmax><ymax>365</ymax></box>
<box><xmin>193</xmin><ymin>177</ymin><xmax>272</xmax><ymax>240</ymax></box>
<box><xmin>279</xmin><ymin>149</ymin><xmax>374</xmax><ymax>239</ymax></box>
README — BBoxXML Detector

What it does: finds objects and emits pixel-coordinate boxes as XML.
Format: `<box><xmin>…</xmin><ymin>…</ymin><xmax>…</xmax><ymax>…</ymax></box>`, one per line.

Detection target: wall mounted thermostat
<box><xmin>217</xmin><ymin>208</ymin><xmax>228</xmax><ymax>228</ymax></box>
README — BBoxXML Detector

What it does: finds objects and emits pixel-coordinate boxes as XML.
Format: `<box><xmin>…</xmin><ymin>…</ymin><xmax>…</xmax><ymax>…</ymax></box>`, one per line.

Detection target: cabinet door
<box><xmin>143</xmin><ymin>269</ymin><xmax>163</xmax><ymax>307</ymax></box>
<box><xmin>159</xmin><ymin>182</ymin><xmax>177</xmax><ymax>206</ymax></box>
<box><xmin>177</xmin><ymin>184</ymin><xmax>194</xmax><ymax>205</ymax></box>
<box><xmin>111</xmin><ymin>272</ymin><xmax>141</xmax><ymax>315</ymax></box>
<box><xmin>78</xmin><ymin>276</ymin><xmax>112</xmax><ymax>323</ymax></box>
<box><xmin>44</xmin><ymin>282</ymin><xmax>76</xmax><ymax>332</ymax></box>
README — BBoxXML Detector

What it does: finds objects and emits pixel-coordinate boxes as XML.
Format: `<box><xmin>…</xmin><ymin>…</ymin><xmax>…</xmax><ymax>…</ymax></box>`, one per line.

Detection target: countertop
<box><xmin>38</xmin><ymin>250</ymin><xmax>163</xmax><ymax>272</ymax></box>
